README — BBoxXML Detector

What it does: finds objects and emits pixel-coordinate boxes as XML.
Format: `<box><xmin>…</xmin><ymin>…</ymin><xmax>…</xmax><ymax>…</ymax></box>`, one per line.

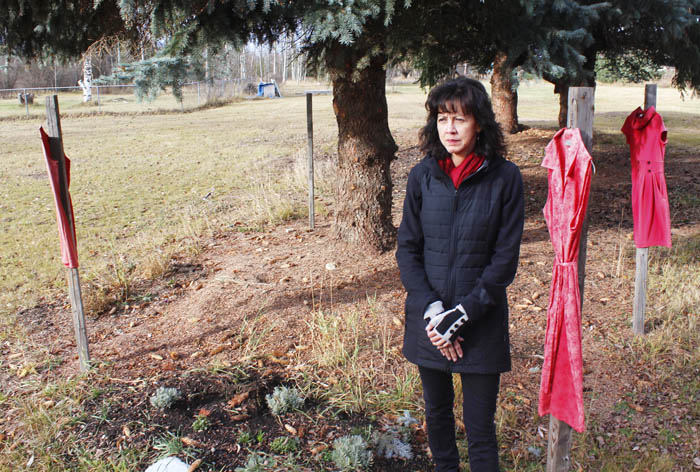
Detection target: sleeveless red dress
<box><xmin>621</xmin><ymin>107</ymin><xmax>672</xmax><ymax>248</ymax></box>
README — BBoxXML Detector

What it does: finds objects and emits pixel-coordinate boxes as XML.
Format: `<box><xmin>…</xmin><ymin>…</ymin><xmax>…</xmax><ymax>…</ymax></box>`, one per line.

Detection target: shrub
<box><xmin>373</xmin><ymin>431</ymin><xmax>413</xmax><ymax>460</ymax></box>
<box><xmin>330</xmin><ymin>435</ymin><xmax>373</xmax><ymax>471</ymax></box>
<box><xmin>149</xmin><ymin>387</ymin><xmax>182</xmax><ymax>409</ymax></box>
<box><xmin>371</xmin><ymin>410</ymin><xmax>416</xmax><ymax>460</ymax></box>
<box><xmin>395</xmin><ymin>410</ymin><xmax>419</xmax><ymax>442</ymax></box>
<box><xmin>265</xmin><ymin>386</ymin><xmax>304</xmax><ymax>416</ymax></box>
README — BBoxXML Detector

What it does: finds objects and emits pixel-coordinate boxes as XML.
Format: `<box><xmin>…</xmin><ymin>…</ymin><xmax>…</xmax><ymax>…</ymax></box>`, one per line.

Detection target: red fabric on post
<box><xmin>621</xmin><ymin>106</ymin><xmax>672</xmax><ymax>248</ymax></box>
<box><xmin>538</xmin><ymin>128</ymin><xmax>592</xmax><ymax>433</ymax></box>
<box><xmin>40</xmin><ymin>127</ymin><xmax>79</xmax><ymax>268</ymax></box>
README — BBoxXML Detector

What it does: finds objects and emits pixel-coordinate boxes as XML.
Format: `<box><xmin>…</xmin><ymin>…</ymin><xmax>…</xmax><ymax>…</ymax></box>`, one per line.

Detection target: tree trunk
<box><xmin>205</xmin><ymin>45</ymin><xmax>211</xmax><ymax>99</ymax></box>
<box><xmin>490</xmin><ymin>51</ymin><xmax>520</xmax><ymax>134</ymax></box>
<box><xmin>554</xmin><ymin>48</ymin><xmax>598</xmax><ymax>129</ymax></box>
<box><xmin>555</xmin><ymin>82</ymin><xmax>569</xmax><ymax>129</ymax></box>
<box><xmin>330</xmin><ymin>54</ymin><xmax>397</xmax><ymax>251</ymax></box>
<box><xmin>79</xmin><ymin>56</ymin><xmax>92</xmax><ymax>102</ymax></box>
<box><xmin>282</xmin><ymin>45</ymin><xmax>288</xmax><ymax>83</ymax></box>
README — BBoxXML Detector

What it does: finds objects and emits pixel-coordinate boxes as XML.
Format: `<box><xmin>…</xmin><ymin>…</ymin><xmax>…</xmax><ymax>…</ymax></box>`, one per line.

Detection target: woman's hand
<box><xmin>427</xmin><ymin>324</ymin><xmax>450</xmax><ymax>349</ymax></box>
<box><xmin>433</xmin><ymin>335</ymin><xmax>464</xmax><ymax>362</ymax></box>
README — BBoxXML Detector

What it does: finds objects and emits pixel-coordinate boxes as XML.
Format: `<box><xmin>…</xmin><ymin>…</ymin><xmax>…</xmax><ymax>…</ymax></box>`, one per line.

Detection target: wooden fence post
<box><xmin>306</xmin><ymin>92</ymin><xmax>315</xmax><ymax>230</ymax></box>
<box><xmin>45</xmin><ymin>95</ymin><xmax>90</xmax><ymax>372</ymax></box>
<box><xmin>632</xmin><ymin>84</ymin><xmax>657</xmax><ymax>336</ymax></box>
<box><xmin>546</xmin><ymin>86</ymin><xmax>595</xmax><ymax>472</ymax></box>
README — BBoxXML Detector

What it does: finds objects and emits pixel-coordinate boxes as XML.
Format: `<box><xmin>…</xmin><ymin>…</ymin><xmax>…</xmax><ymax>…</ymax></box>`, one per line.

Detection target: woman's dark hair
<box><xmin>419</xmin><ymin>77</ymin><xmax>505</xmax><ymax>161</ymax></box>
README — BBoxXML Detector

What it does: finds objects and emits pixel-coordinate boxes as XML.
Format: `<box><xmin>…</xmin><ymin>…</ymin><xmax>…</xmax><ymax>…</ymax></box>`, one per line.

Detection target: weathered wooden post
<box><xmin>546</xmin><ymin>86</ymin><xmax>595</xmax><ymax>472</ymax></box>
<box><xmin>45</xmin><ymin>95</ymin><xmax>90</xmax><ymax>371</ymax></box>
<box><xmin>306</xmin><ymin>91</ymin><xmax>315</xmax><ymax>229</ymax></box>
<box><xmin>632</xmin><ymin>84</ymin><xmax>657</xmax><ymax>336</ymax></box>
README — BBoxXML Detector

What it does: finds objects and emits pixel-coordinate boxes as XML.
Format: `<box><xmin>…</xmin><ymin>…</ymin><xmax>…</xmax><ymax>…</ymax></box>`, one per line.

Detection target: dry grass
<box><xmin>640</xmin><ymin>234</ymin><xmax>700</xmax><ymax>365</ymax></box>
<box><xmin>299</xmin><ymin>290</ymin><xmax>420</xmax><ymax>415</ymax></box>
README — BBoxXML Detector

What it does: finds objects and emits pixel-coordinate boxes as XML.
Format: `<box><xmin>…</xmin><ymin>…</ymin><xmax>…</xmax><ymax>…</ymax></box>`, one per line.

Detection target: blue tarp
<box><xmin>257</xmin><ymin>82</ymin><xmax>273</xmax><ymax>96</ymax></box>
<box><xmin>257</xmin><ymin>82</ymin><xmax>281</xmax><ymax>98</ymax></box>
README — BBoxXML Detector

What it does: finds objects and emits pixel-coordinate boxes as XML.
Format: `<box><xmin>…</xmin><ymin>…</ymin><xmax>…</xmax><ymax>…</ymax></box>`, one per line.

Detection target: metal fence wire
<box><xmin>0</xmin><ymin>79</ymin><xmax>251</xmax><ymax>118</ymax></box>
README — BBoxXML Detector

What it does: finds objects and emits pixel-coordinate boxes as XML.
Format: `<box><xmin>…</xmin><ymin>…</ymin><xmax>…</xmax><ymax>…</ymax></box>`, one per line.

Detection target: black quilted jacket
<box><xmin>396</xmin><ymin>154</ymin><xmax>524</xmax><ymax>373</ymax></box>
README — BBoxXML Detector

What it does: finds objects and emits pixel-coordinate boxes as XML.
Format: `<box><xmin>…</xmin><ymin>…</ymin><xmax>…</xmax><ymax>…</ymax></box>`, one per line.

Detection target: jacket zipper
<box><xmin>443</xmin><ymin>159</ymin><xmax>490</xmax><ymax>307</ymax></box>
<box><xmin>445</xmin><ymin>188</ymin><xmax>459</xmax><ymax>306</ymax></box>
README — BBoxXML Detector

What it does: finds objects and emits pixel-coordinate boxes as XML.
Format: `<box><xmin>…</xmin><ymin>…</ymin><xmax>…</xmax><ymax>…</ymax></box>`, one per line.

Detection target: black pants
<box><xmin>419</xmin><ymin>366</ymin><xmax>501</xmax><ymax>472</ymax></box>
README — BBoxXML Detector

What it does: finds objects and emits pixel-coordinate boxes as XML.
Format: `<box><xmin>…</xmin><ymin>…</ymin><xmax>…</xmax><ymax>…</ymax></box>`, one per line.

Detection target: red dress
<box><xmin>538</xmin><ymin>128</ymin><xmax>592</xmax><ymax>433</ymax></box>
<box><xmin>621</xmin><ymin>107</ymin><xmax>672</xmax><ymax>248</ymax></box>
<box><xmin>40</xmin><ymin>127</ymin><xmax>79</xmax><ymax>268</ymax></box>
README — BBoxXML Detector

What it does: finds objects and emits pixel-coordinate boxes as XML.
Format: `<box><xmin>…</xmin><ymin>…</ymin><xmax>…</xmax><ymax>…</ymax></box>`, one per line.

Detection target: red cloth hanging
<box><xmin>538</xmin><ymin>128</ymin><xmax>592</xmax><ymax>433</ymax></box>
<box><xmin>621</xmin><ymin>106</ymin><xmax>672</xmax><ymax>248</ymax></box>
<box><xmin>40</xmin><ymin>127</ymin><xmax>79</xmax><ymax>268</ymax></box>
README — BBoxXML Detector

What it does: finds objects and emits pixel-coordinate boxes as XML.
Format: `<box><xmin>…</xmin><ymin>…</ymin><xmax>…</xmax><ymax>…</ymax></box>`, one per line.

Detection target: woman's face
<box><xmin>437</xmin><ymin>104</ymin><xmax>481</xmax><ymax>163</ymax></box>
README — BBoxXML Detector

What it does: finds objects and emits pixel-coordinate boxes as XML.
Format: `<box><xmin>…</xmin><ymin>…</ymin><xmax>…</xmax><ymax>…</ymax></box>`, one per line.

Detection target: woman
<box><xmin>396</xmin><ymin>77</ymin><xmax>524</xmax><ymax>471</ymax></box>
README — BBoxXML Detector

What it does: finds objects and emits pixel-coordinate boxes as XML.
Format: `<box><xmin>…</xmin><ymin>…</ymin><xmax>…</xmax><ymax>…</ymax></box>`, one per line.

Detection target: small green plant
<box><xmin>270</xmin><ymin>436</ymin><xmax>299</xmax><ymax>454</ymax></box>
<box><xmin>192</xmin><ymin>413</ymin><xmax>211</xmax><ymax>432</ymax></box>
<box><xmin>350</xmin><ymin>424</ymin><xmax>374</xmax><ymax>441</ymax></box>
<box><xmin>237</xmin><ymin>431</ymin><xmax>253</xmax><ymax>445</ymax></box>
<box><xmin>255</xmin><ymin>430</ymin><xmax>266</xmax><ymax>444</ymax></box>
<box><xmin>91</xmin><ymin>401</ymin><xmax>112</xmax><ymax>425</ymax></box>
<box><xmin>150</xmin><ymin>387</ymin><xmax>182</xmax><ymax>409</ymax></box>
<box><xmin>152</xmin><ymin>430</ymin><xmax>197</xmax><ymax>460</ymax></box>
<box><xmin>265</xmin><ymin>386</ymin><xmax>304</xmax><ymax>415</ymax></box>
<box><xmin>235</xmin><ymin>452</ymin><xmax>277</xmax><ymax>472</ymax></box>
<box><xmin>330</xmin><ymin>435</ymin><xmax>373</xmax><ymax>471</ymax></box>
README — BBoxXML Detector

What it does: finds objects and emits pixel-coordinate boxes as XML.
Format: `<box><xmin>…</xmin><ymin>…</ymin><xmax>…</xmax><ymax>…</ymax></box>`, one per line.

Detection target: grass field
<box><xmin>1</xmin><ymin>80</ymin><xmax>699</xmax><ymax>470</ymax></box>
<box><xmin>1</xmin><ymin>81</ymin><xmax>341</xmax><ymax>315</ymax></box>
<box><xmin>2</xmin><ymin>80</ymin><xmax>698</xmax><ymax>317</ymax></box>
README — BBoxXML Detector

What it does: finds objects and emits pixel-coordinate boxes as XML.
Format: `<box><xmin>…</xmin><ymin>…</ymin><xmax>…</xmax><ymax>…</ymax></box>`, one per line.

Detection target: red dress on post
<box><xmin>40</xmin><ymin>127</ymin><xmax>79</xmax><ymax>268</ymax></box>
<box><xmin>621</xmin><ymin>106</ymin><xmax>672</xmax><ymax>248</ymax></box>
<box><xmin>538</xmin><ymin>128</ymin><xmax>593</xmax><ymax>433</ymax></box>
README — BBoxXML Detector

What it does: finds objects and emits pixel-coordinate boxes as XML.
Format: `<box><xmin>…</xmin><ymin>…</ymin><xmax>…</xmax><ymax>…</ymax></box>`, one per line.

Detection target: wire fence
<box><xmin>0</xmin><ymin>79</ymin><xmax>257</xmax><ymax>119</ymax></box>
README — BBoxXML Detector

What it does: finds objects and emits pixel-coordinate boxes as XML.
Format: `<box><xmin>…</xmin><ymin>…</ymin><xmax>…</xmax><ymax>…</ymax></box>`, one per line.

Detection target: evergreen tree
<box><xmin>595</xmin><ymin>53</ymin><xmax>663</xmax><ymax>84</ymax></box>
<box><xmin>408</xmin><ymin>1</ymin><xmax>700</xmax><ymax>131</ymax></box>
<box><xmin>96</xmin><ymin>56</ymin><xmax>190</xmax><ymax>102</ymax></box>
<box><xmin>0</xmin><ymin>1</ymin><xmax>130</xmax><ymax>60</ymax></box>
<box><xmin>408</xmin><ymin>0</ymin><xmax>605</xmax><ymax>133</ymax></box>
<box><xmin>140</xmin><ymin>0</ymin><xmax>416</xmax><ymax>249</ymax></box>
<box><xmin>547</xmin><ymin>0</ymin><xmax>700</xmax><ymax>127</ymax></box>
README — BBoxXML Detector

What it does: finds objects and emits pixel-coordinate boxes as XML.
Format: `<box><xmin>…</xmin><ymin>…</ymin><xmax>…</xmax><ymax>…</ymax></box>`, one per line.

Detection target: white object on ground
<box><xmin>145</xmin><ymin>457</ymin><xmax>189</xmax><ymax>472</ymax></box>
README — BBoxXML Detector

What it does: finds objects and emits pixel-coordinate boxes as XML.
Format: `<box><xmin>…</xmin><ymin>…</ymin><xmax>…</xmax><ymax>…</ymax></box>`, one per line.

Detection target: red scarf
<box><xmin>439</xmin><ymin>153</ymin><xmax>485</xmax><ymax>188</ymax></box>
